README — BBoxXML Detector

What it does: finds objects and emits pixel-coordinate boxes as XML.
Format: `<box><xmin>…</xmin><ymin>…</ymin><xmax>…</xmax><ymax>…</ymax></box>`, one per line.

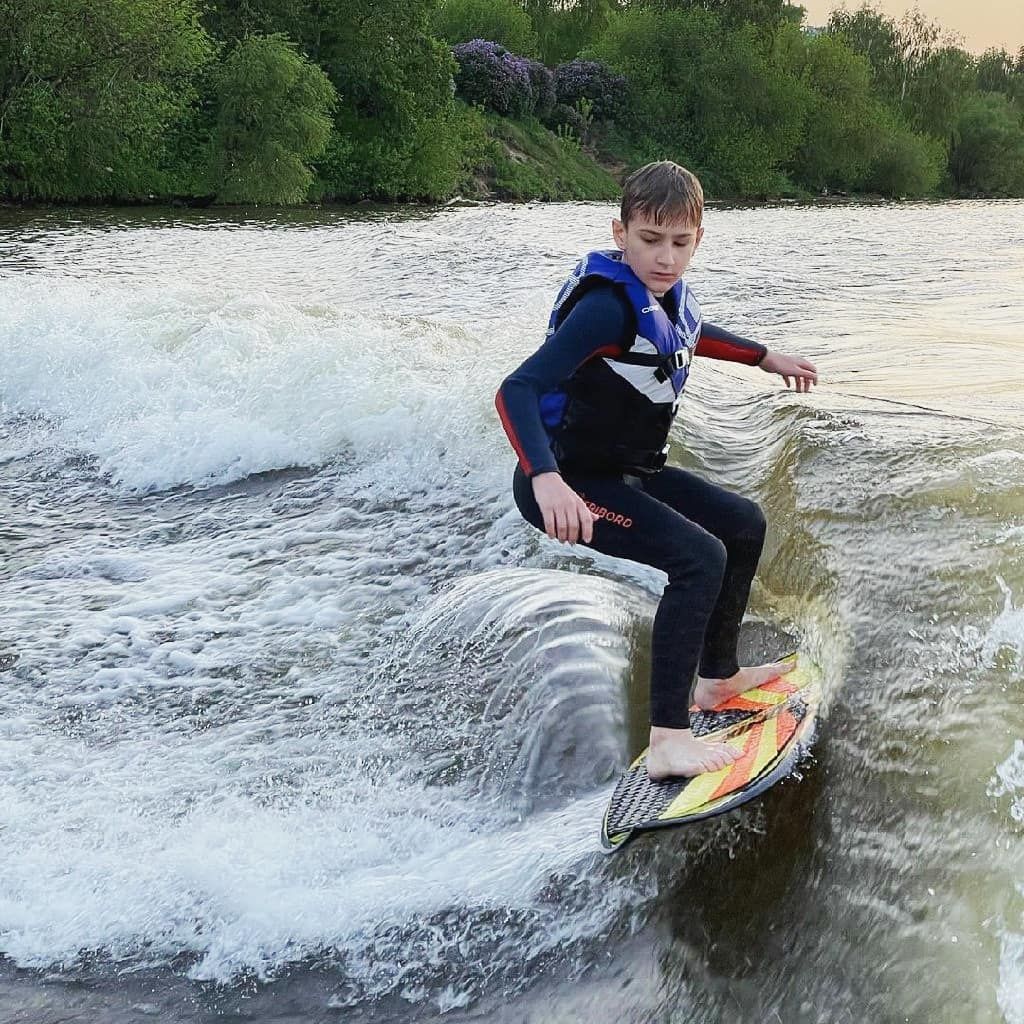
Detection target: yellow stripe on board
<box><xmin>659</xmin><ymin>733</ymin><xmax>749</xmax><ymax>819</ymax></box>
<box><xmin>742</xmin><ymin>688</ymin><xmax>788</xmax><ymax>706</ymax></box>
<box><xmin>658</xmin><ymin>717</ymin><xmax>786</xmax><ymax>822</ymax></box>
<box><xmin>750</xmin><ymin>715</ymin><xmax>780</xmax><ymax>777</ymax></box>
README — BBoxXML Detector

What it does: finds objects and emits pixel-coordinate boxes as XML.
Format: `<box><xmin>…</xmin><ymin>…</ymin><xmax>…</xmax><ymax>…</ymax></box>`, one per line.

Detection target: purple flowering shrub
<box><xmin>553</xmin><ymin>59</ymin><xmax>626</xmax><ymax>121</ymax></box>
<box><xmin>452</xmin><ymin>40</ymin><xmax>533</xmax><ymax>117</ymax></box>
<box><xmin>522</xmin><ymin>58</ymin><xmax>556</xmax><ymax>120</ymax></box>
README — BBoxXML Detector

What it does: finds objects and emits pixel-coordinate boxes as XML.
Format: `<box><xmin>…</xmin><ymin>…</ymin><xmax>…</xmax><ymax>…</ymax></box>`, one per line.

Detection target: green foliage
<box><xmin>906</xmin><ymin>45</ymin><xmax>974</xmax><ymax>139</ymax></box>
<box><xmin>433</xmin><ymin>0</ymin><xmax>540</xmax><ymax>56</ymax></box>
<box><xmin>483</xmin><ymin>113</ymin><xmax>620</xmax><ymax>200</ymax></box>
<box><xmin>976</xmin><ymin>49</ymin><xmax>1024</xmax><ymax>106</ymax></box>
<box><xmin>316</xmin><ymin>99</ymin><xmax>490</xmax><ymax>202</ymax></box>
<box><xmin>0</xmin><ymin>0</ymin><xmax>214</xmax><ymax>200</ymax></box>
<box><xmin>863</xmin><ymin>117</ymin><xmax>944</xmax><ymax>197</ymax></box>
<box><xmin>828</xmin><ymin>5</ymin><xmax>972</xmax><ymax>139</ymax></box>
<box><xmin>3</xmin><ymin>0</ymin><xmax>1023</xmax><ymax>204</ymax></box>
<box><xmin>591</xmin><ymin>6</ymin><xmax>810</xmax><ymax>195</ymax></box>
<box><xmin>825</xmin><ymin>4</ymin><xmax>1023</xmax><ymax>194</ymax></box>
<box><xmin>633</xmin><ymin>0</ymin><xmax>799</xmax><ymax>30</ymax></box>
<box><xmin>209</xmin><ymin>34</ymin><xmax>336</xmax><ymax>203</ymax></box>
<box><xmin>775</xmin><ymin>25</ymin><xmax>885</xmax><ymax>191</ymax></box>
<box><xmin>948</xmin><ymin>91</ymin><xmax>1024</xmax><ymax>195</ymax></box>
<box><xmin>195</xmin><ymin>0</ymin><xmax>471</xmax><ymax>201</ymax></box>
<box><xmin>523</xmin><ymin>0</ymin><xmax>620</xmax><ymax>66</ymax></box>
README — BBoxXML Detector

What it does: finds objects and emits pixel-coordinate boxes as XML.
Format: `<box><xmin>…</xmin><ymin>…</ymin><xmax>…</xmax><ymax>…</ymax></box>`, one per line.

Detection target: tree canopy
<box><xmin>2</xmin><ymin>0</ymin><xmax>1021</xmax><ymax>203</ymax></box>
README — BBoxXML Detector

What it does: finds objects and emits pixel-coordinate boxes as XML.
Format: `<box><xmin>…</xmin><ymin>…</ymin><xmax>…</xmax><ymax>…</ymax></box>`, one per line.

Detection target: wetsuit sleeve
<box><xmin>496</xmin><ymin>286</ymin><xmax>631</xmax><ymax>477</ymax></box>
<box><xmin>696</xmin><ymin>321</ymin><xmax>767</xmax><ymax>366</ymax></box>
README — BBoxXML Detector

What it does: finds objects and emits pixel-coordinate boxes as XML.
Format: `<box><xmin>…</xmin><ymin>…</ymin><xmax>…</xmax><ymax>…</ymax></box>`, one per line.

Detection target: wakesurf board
<box><xmin>601</xmin><ymin>654</ymin><xmax>820</xmax><ymax>851</ymax></box>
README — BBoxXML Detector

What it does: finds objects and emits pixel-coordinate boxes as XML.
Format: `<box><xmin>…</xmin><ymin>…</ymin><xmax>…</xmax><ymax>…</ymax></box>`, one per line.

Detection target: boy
<box><xmin>495</xmin><ymin>161</ymin><xmax>818</xmax><ymax>781</ymax></box>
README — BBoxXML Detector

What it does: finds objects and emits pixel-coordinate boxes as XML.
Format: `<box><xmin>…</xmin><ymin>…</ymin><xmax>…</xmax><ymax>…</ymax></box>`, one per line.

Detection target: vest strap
<box><xmin>654</xmin><ymin>348</ymin><xmax>691</xmax><ymax>383</ymax></box>
<box><xmin>612</xmin><ymin>348</ymin><xmax>691</xmax><ymax>382</ymax></box>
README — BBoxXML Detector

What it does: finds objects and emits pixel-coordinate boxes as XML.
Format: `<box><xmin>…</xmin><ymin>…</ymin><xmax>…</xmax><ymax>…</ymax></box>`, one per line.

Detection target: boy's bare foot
<box><xmin>692</xmin><ymin>658</ymin><xmax>796</xmax><ymax>711</ymax></box>
<box><xmin>647</xmin><ymin>726</ymin><xmax>740</xmax><ymax>780</ymax></box>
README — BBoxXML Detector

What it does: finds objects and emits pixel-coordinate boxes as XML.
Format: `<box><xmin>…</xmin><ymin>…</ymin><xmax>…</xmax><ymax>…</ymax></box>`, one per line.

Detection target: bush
<box><xmin>546</xmin><ymin>102</ymin><xmax>586</xmax><ymax>134</ymax></box>
<box><xmin>433</xmin><ymin>0</ymin><xmax>539</xmax><ymax>57</ymax></box>
<box><xmin>0</xmin><ymin>0</ymin><xmax>214</xmax><ymax>201</ymax></box>
<box><xmin>209</xmin><ymin>34</ymin><xmax>337</xmax><ymax>203</ymax></box>
<box><xmin>775</xmin><ymin>25</ymin><xmax>886</xmax><ymax>192</ymax></box>
<box><xmin>948</xmin><ymin>91</ymin><xmax>1024</xmax><ymax>195</ymax></box>
<box><xmin>524</xmin><ymin>58</ymin><xmax>556</xmax><ymax>120</ymax></box>
<box><xmin>553</xmin><ymin>59</ymin><xmax>626</xmax><ymax>121</ymax></box>
<box><xmin>591</xmin><ymin>8</ymin><xmax>809</xmax><ymax>196</ymax></box>
<box><xmin>316</xmin><ymin>97</ymin><xmax>489</xmax><ymax>202</ymax></box>
<box><xmin>864</xmin><ymin>124</ymin><xmax>944</xmax><ymax>197</ymax></box>
<box><xmin>452</xmin><ymin>39</ymin><xmax>533</xmax><ymax>117</ymax></box>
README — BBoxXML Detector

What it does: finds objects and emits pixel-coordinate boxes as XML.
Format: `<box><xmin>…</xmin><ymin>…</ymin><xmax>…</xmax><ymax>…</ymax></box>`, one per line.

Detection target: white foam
<box><xmin>0</xmin><ymin>713</ymin><xmax>612</xmax><ymax>987</ymax></box>
<box><xmin>992</xmin><ymin>741</ymin><xmax>1024</xmax><ymax>1023</ymax></box>
<box><xmin>1</xmin><ymin>278</ymin><xmax>504</xmax><ymax>493</ymax></box>
<box><xmin>1001</xmin><ymin>923</ymin><xmax>1024</xmax><ymax>1024</ymax></box>
<box><xmin>981</xmin><ymin>578</ymin><xmax>1024</xmax><ymax>668</ymax></box>
<box><xmin>992</xmin><ymin>740</ymin><xmax>1024</xmax><ymax>824</ymax></box>
<box><xmin>0</xmin><ymin>543</ymin><xmax>643</xmax><ymax>995</ymax></box>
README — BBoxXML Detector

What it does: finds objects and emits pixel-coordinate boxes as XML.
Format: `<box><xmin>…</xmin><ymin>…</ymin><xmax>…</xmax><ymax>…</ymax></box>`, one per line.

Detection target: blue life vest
<box><xmin>541</xmin><ymin>249</ymin><xmax>702</xmax><ymax>475</ymax></box>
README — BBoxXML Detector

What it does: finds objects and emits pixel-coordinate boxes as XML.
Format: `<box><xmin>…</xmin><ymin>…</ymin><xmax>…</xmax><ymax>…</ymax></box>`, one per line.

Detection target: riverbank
<box><xmin>471</xmin><ymin>113</ymin><xmax>621</xmax><ymax>202</ymax></box>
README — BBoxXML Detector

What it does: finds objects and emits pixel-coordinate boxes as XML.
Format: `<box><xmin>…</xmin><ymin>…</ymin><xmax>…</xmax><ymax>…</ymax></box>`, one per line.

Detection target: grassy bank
<box><xmin>472</xmin><ymin>114</ymin><xmax>621</xmax><ymax>201</ymax></box>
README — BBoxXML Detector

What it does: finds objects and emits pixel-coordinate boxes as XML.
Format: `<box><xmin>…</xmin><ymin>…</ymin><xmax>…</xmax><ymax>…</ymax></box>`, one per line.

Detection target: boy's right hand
<box><xmin>531</xmin><ymin>472</ymin><xmax>600</xmax><ymax>544</ymax></box>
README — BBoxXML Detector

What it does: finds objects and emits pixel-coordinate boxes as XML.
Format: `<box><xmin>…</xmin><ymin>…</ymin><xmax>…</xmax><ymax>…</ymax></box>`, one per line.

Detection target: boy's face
<box><xmin>612</xmin><ymin>213</ymin><xmax>704</xmax><ymax>297</ymax></box>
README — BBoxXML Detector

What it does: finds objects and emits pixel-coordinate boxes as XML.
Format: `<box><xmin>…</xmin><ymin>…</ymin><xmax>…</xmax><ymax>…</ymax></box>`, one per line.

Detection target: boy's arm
<box><xmin>495</xmin><ymin>286</ymin><xmax>631</xmax><ymax>478</ymax></box>
<box><xmin>695</xmin><ymin>321</ymin><xmax>767</xmax><ymax>365</ymax></box>
<box><xmin>697</xmin><ymin>321</ymin><xmax>818</xmax><ymax>392</ymax></box>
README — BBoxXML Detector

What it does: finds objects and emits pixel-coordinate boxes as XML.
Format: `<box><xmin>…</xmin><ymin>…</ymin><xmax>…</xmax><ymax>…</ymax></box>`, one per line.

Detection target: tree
<box><xmin>863</xmin><ymin>116</ymin><xmax>944</xmax><ymax>196</ymax></box>
<box><xmin>635</xmin><ymin>0</ymin><xmax>801</xmax><ymax>29</ymax></box>
<box><xmin>906</xmin><ymin>44</ymin><xmax>974</xmax><ymax>139</ymax></box>
<box><xmin>592</xmin><ymin>6</ymin><xmax>811</xmax><ymax>195</ymax></box>
<box><xmin>209</xmin><ymin>34</ymin><xmax>336</xmax><ymax>203</ymax></box>
<box><xmin>775</xmin><ymin>25</ymin><xmax>886</xmax><ymax>190</ymax></box>
<box><xmin>201</xmin><ymin>0</ymin><xmax>481</xmax><ymax>200</ymax></box>
<box><xmin>522</xmin><ymin>0</ymin><xmax>621</xmax><ymax>65</ymax></box>
<box><xmin>432</xmin><ymin>0</ymin><xmax>540</xmax><ymax>57</ymax></box>
<box><xmin>828</xmin><ymin>5</ymin><xmax>973</xmax><ymax>138</ymax></box>
<box><xmin>948</xmin><ymin>91</ymin><xmax>1024</xmax><ymax>195</ymax></box>
<box><xmin>976</xmin><ymin>48</ymin><xmax>1024</xmax><ymax>106</ymax></box>
<box><xmin>0</xmin><ymin>0</ymin><xmax>213</xmax><ymax>200</ymax></box>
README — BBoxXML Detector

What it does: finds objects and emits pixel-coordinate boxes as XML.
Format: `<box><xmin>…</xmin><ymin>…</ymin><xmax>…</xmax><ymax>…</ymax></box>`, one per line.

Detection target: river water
<box><xmin>1</xmin><ymin>199</ymin><xmax>1022</xmax><ymax>1023</ymax></box>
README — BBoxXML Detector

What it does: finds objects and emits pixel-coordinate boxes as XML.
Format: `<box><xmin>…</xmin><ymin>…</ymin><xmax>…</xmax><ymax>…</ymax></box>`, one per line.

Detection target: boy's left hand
<box><xmin>759</xmin><ymin>351</ymin><xmax>818</xmax><ymax>393</ymax></box>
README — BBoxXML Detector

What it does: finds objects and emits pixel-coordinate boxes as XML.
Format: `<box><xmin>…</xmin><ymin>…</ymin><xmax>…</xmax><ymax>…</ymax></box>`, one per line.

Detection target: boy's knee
<box><xmin>669</xmin><ymin>530</ymin><xmax>727</xmax><ymax>587</ymax></box>
<box><xmin>742</xmin><ymin>498</ymin><xmax>767</xmax><ymax>542</ymax></box>
<box><xmin>703</xmin><ymin>533</ymin><xmax>728</xmax><ymax>581</ymax></box>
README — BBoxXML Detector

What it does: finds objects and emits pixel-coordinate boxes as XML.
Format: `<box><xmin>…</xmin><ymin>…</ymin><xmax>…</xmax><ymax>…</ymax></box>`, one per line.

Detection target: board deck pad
<box><xmin>601</xmin><ymin>656</ymin><xmax>820</xmax><ymax>851</ymax></box>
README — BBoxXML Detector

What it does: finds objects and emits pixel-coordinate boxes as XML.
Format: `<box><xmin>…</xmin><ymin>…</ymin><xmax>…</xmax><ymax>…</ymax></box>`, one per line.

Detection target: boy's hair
<box><xmin>620</xmin><ymin>161</ymin><xmax>704</xmax><ymax>227</ymax></box>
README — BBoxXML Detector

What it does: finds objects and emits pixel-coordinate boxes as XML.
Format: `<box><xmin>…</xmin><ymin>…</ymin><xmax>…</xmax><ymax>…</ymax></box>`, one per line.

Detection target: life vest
<box><xmin>541</xmin><ymin>249</ymin><xmax>702</xmax><ymax>475</ymax></box>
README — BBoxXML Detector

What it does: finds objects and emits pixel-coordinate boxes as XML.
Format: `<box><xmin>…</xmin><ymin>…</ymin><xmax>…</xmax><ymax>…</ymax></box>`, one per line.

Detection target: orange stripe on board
<box><xmin>762</xmin><ymin>678</ymin><xmax>799</xmax><ymax>695</ymax></box>
<box><xmin>716</xmin><ymin>695</ymin><xmax>771</xmax><ymax>712</ymax></box>
<box><xmin>773</xmin><ymin>709</ymin><xmax>799</xmax><ymax>746</ymax></box>
<box><xmin>688</xmin><ymin>694</ymin><xmax>773</xmax><ymax>713</ymax></box>
<box><xmin>708</xmin><ymin>722</ymin><xmax>765</xmax><ymax>801</ymax></box>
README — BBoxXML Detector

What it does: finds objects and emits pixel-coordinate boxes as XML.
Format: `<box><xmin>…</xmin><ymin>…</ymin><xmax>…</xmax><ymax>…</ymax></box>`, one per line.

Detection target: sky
<box><xmin>798</xmin><ymin>1</ymin><xmax>1024</xmax><ymax>55</ymax></box>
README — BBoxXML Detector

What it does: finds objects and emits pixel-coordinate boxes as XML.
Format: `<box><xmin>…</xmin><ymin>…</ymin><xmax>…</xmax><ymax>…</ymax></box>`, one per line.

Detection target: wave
<box><xmin>1</xmin><ymin>278</ymin><xmax>504</xmax><ymax>493</ymax></box>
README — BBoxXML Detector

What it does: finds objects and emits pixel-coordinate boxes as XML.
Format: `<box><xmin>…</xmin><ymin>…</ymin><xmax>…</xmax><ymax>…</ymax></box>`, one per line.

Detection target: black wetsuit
<box><xmin>497</xmin><ymin>283</ymin><xmax>768</xmax><ymax>730</ymax></box>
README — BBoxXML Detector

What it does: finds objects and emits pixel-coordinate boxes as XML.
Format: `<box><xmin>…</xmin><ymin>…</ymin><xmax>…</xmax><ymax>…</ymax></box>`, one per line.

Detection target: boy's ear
<box><xmin>611</xmin><ymin>218</ymin><xmax>627</xmax><ymax>250</ymax></box>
